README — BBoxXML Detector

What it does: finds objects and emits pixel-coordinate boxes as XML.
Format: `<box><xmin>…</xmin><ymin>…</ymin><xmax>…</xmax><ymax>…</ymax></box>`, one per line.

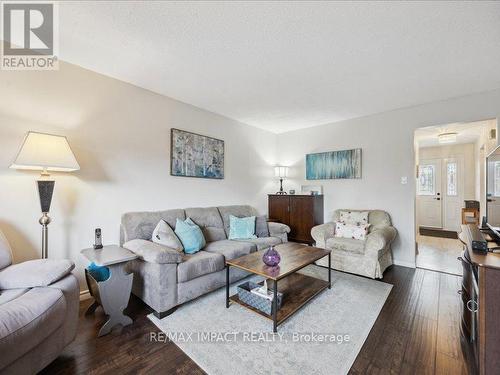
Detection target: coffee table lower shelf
<box><xmin>229</xmin><ymin>272</ymin><xmax>329</xmax><ymax>328</ymax></box>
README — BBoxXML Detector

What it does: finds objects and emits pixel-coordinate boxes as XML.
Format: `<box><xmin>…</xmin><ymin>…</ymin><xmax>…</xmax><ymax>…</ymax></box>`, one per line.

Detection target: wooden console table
<box><xmin>458</xmin><ymin>225</ymin><xmax>500</xmax><ymax>374</ymax></box>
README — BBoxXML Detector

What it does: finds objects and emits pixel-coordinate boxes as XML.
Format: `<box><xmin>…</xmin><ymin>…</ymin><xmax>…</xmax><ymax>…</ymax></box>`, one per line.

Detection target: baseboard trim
<box><xmin>393</xmin><ymin>259</ymin><xmax>416</xmax><ymax>269</ymax></box>
<box><xmin>80</xmin><ymin>289</ymin><xmax>91</xmax><ymax>301</ymax></box>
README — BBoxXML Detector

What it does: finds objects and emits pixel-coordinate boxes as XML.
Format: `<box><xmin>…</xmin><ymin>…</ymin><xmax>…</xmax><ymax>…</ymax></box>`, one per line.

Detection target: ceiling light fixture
<box><xmin>438</xmin><ymin>132</ymin><xmax>458</xmax><ymax>144</ymax></box>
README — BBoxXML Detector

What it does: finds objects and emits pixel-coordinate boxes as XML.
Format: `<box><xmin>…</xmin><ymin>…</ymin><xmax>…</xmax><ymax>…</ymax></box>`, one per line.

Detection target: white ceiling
<box><xmin>58</xmin><ymin>1</ymin><xmax>500</xmax><ymax>133</ymax></box>
<box><xmin>415</xmin><ymin>120</ymin><xmax>495</xmax><ymax>148</ymax></box>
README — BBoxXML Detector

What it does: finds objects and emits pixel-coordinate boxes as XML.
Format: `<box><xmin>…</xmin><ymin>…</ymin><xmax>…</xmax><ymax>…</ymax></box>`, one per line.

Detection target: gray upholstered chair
<box><xmin>311</xmin><ymin>209</ymin><xmax>397</xmax><ymax>279</ymax></box>
<box><xmin>0</xmin><ymin>230</ymin><xmax>79</xmax><ymax>374</ymax></box>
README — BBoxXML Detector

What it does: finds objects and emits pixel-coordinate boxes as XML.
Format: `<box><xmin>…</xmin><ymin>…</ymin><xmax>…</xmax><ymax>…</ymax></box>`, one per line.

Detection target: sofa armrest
<box><xmin>0</xmin><ymin>259</ymin><xmax>74</xmax><ymax>290</ymax></box>
<box><xmin>48</xmin><ymin>273</ymin><xmax>80</xmax><ymax>346</ymax></box>
<box><xmin>268</xmin><ymin>222</ymin><xmax>291</xmax><ymax>243</ymax></box>
<box><xmin>123</xmin><ymin>239</ymin><xmax>184</xmax><ymax>264</ymax></box>
<box><xmin>311</xmin><ymin>222</ymin><xmax>336</xmax><ymax>248</ymax></box>
<box><xmin>365</xmin><ymin>227</ymin><xmax>397</xmax><ymax>256</ymax></box>
<box><xmin>268</xmin><ymin>222</ymin><xmax>291</xmax><ymax>235</ymax></box>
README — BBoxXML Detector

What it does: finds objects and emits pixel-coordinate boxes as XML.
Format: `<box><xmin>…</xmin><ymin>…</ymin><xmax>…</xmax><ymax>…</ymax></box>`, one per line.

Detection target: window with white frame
<box><xmin>418</xmin><ymin>164</ymin><xmax>435</xmax><ymax>195</ymax></box>
<box><xmin>447</xmin><ymin>162</ymin><xmax>457</xmax><ymax>196</ymax></box>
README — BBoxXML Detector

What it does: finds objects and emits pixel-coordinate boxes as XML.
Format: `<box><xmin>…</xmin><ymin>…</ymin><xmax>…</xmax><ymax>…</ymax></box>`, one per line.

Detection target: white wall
<box><xmin>0</xmin><ymin>62</ymin><xmax>277</xmax><ymax>290</ymax></box>
<box><xmin>2</xmin><ymin>60</ymin><xmax>500</xmax><ymax>283</ymax></box>
<box><xmin>277</xmin><ymin>89</ymin><xmax>500</xmax><ymax>267</ymax></box>
<box><xmin>418</xmin><ymin>143</ymin><xmax>476</xmax><ymax>199</ymax></box>
<box><xmin>474</xmin><ymin>120</ymin><xmax>498</xmax><ymax>217</ymax></box>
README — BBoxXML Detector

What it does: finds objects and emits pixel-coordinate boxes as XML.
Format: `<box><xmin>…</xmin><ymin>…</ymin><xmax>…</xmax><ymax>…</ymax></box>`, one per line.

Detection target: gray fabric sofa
<box><xmin>0</xmin><ymin>231</ymin><xmax>79</xmax><ymax>374</ymax></box>
<box><xmin>311</xmin><ymin>209</ymin><xmax>397</xmax><ymax>279</ymax></box>
<box><xmin>120</xmin><ymin>205</ymin><xmax>290</xmax><ymax>318</ymax></box>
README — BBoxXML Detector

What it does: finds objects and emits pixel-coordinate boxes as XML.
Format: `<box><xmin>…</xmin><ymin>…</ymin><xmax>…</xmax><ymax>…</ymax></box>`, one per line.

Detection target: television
<box><xmin>486</xmin><ymin>144</ymin><xmax>500</xmax><ymax>238</ymax></box>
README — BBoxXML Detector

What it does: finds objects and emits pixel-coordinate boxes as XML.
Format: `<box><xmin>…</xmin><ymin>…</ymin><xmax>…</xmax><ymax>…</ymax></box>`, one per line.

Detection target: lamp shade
<box><xmin>274</xmin><ymin>166</ymin><xmax>289</xmax><ymax>178</ymax></box>
<box><xmin>10</xmin><ymin>132</ymin><xmax>80</xmax><ymax>172</ymax></box>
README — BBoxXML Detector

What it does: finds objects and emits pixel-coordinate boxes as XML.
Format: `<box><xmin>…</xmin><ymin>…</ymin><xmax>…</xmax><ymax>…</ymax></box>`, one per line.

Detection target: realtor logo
<box><xmin>1</xmin><ymin>1</ymin><xmax>58</xmax><ymax>70</ymax></box>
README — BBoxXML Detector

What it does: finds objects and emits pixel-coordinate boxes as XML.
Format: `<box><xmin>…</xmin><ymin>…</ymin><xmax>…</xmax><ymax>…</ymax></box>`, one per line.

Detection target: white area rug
<box><xmin>149</xmin><ymin>266</ymin><xmax>392</xmax><ymax>375</ymax></box>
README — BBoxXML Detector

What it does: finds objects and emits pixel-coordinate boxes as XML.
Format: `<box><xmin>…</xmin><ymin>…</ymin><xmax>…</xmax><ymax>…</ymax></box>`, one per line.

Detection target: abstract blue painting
<box><xmin>171</xmin><ymin>128</ymin><xmax>224</xmax><ymax>179</ymax></box>
<box><xmin>306</xmin><ymin>149</ymin><xmax>362</xmax><ymax>180</ymax></box>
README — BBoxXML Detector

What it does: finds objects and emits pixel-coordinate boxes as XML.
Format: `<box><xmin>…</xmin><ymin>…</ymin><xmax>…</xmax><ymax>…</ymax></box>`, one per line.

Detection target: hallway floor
<box><xmin>416</xmin><ymin>234</ymin><xmax>463</xmax><ymax>275</ymax></box>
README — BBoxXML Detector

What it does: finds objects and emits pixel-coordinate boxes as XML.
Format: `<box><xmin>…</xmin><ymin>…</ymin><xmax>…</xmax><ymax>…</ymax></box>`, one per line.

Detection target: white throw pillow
<box><xmin>335</xmin><ymin>221</ymin><xmax>370</xmax><ymax>241</ymax></box>
<box><xmin>339</xmin><ymin>210</ymin><xmax>369</xmax><ymax>226</ymax></box>
<box><xmin>152</xmin><ymin>220</ymin><xmax>183</xmax><ymax>252</ymax></box>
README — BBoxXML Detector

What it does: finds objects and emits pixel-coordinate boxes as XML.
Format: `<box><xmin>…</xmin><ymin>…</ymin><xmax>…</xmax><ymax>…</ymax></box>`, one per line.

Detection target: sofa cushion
<box><xmin>177</xmin><ymin>251</ymin><xmax>225</xmax><ymax>283</ymax></box>
<box><xmin>255</xmin><ymin>216</ymin><xmax>270</xmax><ymax>238</ymax></box>
<box><xmin>218</xmin><ymin>205</ymin><xmax>258</xmax><ymax>236</ymax></box>
<box><xmin>326</xmin><ymin>237</ymin><xmax>365</xmax><ymax>255</ymax></box>
<box><xmin>203</xmin><ymin>240</ymin><xmax>256</xmax><ymax>260</ymax></box>
<box><xmin>123</xmin><ymin>239</ymin><xmax>183</xmax><ymax>264</ymax></box>
<box><xmin>0</xmin><ymin>259</ymin><xmax>74</xmax><ymax>290</ymax></box>
<box><xmin>185</xmin><ymin>207</ymin><xmax>226</xmax><ymax>242</ymax></box>
<box><xmin>236</xmin><ymin>237</ymin><xmax>282</xmax><ymax>251</ymax></box>
<box><xmin>121</xmin><ymin>209</ymin><xmax>186</xmax><ymax>243</ymax></box>
<box><xmin>0</xmin><ymin>287</ymin><xmax>66</xmax><ymax>368</ymax></box>
<box><xmin>0</xmin><ymin>230</ymin><xmax>12</xmax><ymax>270</ymax></box>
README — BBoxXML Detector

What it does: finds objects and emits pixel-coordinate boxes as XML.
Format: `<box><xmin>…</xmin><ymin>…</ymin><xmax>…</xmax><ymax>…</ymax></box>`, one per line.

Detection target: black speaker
<box><xmin>37</xmin><ymin>180</ymin><xmax>55</xmax><ymax>213</ymax></box>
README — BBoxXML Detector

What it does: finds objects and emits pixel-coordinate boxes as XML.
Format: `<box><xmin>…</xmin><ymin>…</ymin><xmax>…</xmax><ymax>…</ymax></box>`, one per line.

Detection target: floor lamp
<box><xmin>10</xmin><ymin>132</ymin><xmax>80</xmax><ymax>259</ymax></box>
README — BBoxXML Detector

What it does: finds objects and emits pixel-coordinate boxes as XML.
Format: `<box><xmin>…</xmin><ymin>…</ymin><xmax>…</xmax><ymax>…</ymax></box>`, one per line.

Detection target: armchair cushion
<box><xmin>0</xmin><ymin>287</ymin><xmax>65</xmax><ymax>368</ymax></box>
<box><xmin>326</xmin><ymin>237</ymin><xmax>365</xmax><ymax>255</ymax></box>
<box><xmin>0</xmin><ymin>259</ymin><xmax>74</xmax><ymax>290</ymax></box>
<box><xmin>123</xmin><ymin>239</ymin><xmax>184</xmax><ymax>264</ymax></box>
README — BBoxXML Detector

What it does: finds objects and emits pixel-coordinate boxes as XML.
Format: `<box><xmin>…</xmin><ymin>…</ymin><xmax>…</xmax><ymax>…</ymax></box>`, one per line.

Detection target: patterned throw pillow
<box><xmin>152</xmin><ymin>220</ymin><xmax>184</xmax><ymax>252</ymax></box>
<box><xmin>334</xmin><ymin>221</ymin><xmax>370</xmax><ymax>241</ymax></box>
<box><xmin>339</xmin><ymin>210</ymin><xmax>369</xmax><ymax>226</ymax></box>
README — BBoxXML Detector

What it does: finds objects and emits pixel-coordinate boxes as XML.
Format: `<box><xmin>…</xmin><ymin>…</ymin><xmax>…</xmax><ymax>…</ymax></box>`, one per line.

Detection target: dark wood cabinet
<box><xmin>459</xmin><ymin>225</ymin><xmax>500</xmax><ymax>375</ymax></box>
<box><xmin>268</xmin><ymin>194</ymin><xmax>324</xmax><ymax>245</ymax></box>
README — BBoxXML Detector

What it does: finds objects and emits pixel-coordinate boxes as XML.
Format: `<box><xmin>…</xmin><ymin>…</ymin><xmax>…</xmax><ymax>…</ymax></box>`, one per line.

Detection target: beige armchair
<box><xmin>311</xmin><ymin>209</ymin><xmax>397</xmax><ymax>279</ymax></box>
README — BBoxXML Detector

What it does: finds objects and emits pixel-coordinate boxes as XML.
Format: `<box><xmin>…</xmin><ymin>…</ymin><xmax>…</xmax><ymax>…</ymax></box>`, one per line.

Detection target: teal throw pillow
<box><xmin>175</xmin><ymin>218</ymin><xmax>206</xmax><ymax>254</ymax></box>
<box><xmin>228</xmin><ymin>215</ymin><xmax>257</xmax><ymax>240</ymax></box>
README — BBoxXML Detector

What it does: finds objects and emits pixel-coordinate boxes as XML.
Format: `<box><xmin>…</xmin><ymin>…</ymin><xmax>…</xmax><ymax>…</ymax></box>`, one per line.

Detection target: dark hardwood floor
<box><xmin>42</xmin><ymin>266</ymin><xmax>467</xmax><ymax>374</ymax></box>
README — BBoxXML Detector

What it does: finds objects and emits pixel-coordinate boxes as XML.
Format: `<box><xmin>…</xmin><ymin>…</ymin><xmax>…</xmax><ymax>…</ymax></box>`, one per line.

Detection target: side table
<box><xmin>81</xmin><ymin>245</ymin><xmax>138</xmax><ymax>336</ymax></box>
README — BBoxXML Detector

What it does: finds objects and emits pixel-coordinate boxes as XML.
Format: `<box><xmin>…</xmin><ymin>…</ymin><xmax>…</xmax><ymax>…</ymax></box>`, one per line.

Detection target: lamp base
<box><xmin>275</xmin><ymin>191</ymin><xmax>288</xmax><ymax>195</ymax></box>
<box><xmin>39</xmin><ymin>213</ymin><xmax>51</xmax><ymax>259</ymax></box>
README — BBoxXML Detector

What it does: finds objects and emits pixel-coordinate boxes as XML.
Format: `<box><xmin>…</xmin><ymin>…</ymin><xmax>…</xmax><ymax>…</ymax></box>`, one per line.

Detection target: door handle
<box><xmin>488</xmin><ymin>199</ymin><xmax>495</xmax><ymax>202</ymax></box>
<box><xmin>467</xmin><ymin>300</ymin><xmax>478</xmax><ymax>313</ymax></box>
<box><xmin>435</xmin><ymin>197</ymin><xmax>441</xmax><ymax>201</ymax></box>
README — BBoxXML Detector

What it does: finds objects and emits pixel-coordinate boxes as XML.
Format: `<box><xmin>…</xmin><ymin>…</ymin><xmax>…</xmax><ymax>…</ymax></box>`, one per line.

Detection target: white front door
<box><xmin>442</xmin><ymin>157</ymin><xmax>464</xmax><ymax>231</ymax></box>
<box><xmin>417</xmin><ymin>159</ymin><xmax>442</xmax><ymax>228</ymax></box>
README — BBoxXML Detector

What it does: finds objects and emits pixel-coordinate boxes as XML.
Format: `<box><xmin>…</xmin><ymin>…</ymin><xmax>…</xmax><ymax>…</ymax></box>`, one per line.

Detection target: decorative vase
<box><xmin>262</xmin><ymin>245</ymin><xmax>281</xmax><ymax>267</ymax></box>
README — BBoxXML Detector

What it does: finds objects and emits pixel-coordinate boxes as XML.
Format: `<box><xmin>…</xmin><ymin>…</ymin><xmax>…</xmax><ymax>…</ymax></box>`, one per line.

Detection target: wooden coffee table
<box><xmin>225</xmin><ymin>242</ymin><xmax>331</xmax><ymax>332</ymax></box>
